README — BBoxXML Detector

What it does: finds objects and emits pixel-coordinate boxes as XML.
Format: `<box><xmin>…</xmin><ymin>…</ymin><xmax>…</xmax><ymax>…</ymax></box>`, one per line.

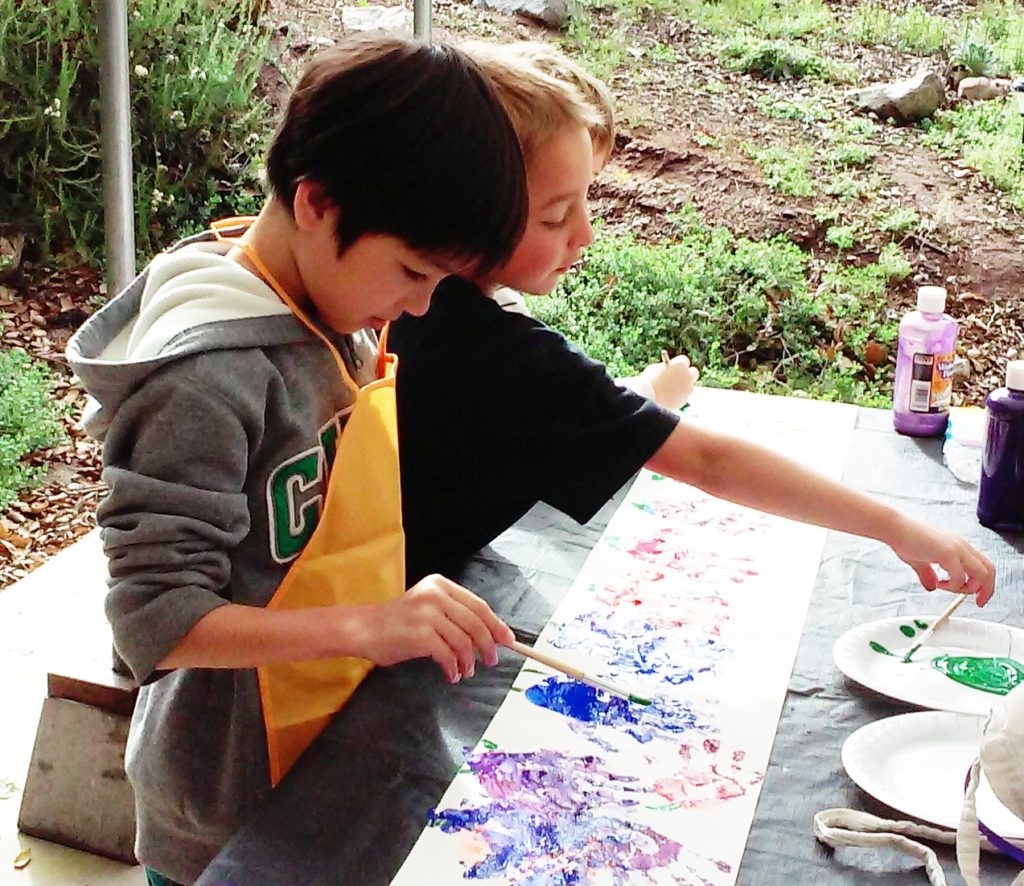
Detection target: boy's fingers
<box><xmin>438</xmin><ymin>601</ymin><xmax>494</xmax><ymax>671</ymax></box>
<box><xmin>441</xmin><ymin>582</ymin><xmax>512</xmax><ymax>658</ymax></box>
<box><xmin>431</xmin><ymin>615</ymin><xmax>477</xmax><ymax>678</ymax></box>
<box><xmin>911</xmin><ymin>562</ymin><xmax>938</xmax><ymax>591</ymax></box>
<box><xmin>425</xmin><ymin>634</ymin><xmax>460</xmax><ymax>684</ymax></box>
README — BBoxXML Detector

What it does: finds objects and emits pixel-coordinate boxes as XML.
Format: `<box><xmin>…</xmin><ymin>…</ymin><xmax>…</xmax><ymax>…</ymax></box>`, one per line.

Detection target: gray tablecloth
<box><xmin>198</xmin><ymin>407</ymin><xmax>1024</xmax><ymax>886</ymax></box>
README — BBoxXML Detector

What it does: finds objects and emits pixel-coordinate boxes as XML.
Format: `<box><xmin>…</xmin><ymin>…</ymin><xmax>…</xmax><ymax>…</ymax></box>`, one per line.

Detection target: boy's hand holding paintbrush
<box><xmin>619</xmin><ymin>349</ymin><xmax>699</xmax><ymax>411</ymax></box>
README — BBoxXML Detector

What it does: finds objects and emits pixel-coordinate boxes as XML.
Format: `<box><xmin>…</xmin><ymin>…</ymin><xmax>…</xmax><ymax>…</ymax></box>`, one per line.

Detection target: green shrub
<box><xmin>0</xmin><ymin>0</ymin><xmax>270</xmax><ymax>266</ymax></box>
<box><xmin>0</xmin><ymin>350</ymin><xmax>66</xmax><ymax>512</ymax></box>
<box><xmin>531</xmin><ymin>212</ymin><xmax>896</xmax><ymax>405</ymax></box>
<box><xmin>718</xmin><ymin>34</ymin><xmax>829</xmax><ymax>80</ymax></box>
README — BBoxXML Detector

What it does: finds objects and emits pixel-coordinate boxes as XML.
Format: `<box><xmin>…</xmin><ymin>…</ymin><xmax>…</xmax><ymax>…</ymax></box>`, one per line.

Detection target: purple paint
<box><xmin>632</xmin><ymin>496</ymin><xmax>769</xmax><ymax>535</ymax></box>
<box><xmin>429</xmin><ymin>749</ymin><xmax>731</xmax><ymax>884</ymax></box>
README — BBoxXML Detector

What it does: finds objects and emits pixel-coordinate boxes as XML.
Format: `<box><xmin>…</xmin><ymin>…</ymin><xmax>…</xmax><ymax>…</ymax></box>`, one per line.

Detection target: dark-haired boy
<box><xmin>67</xmin><ymin>34</ymin><xmax>526</xmax><ymax>885</ymax></box>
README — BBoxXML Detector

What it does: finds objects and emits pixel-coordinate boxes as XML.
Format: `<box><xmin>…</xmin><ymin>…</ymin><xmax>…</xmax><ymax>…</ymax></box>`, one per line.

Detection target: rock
<box><xmin>338</xmin><ymin>5</ymin><xmax>413</xmax><ymax>35</ymax></box>
<box><xmin>847</xmin><ymin>69</ymin><xmax>946</xmax><ymax>123</ymax></box>
<box><xmin>957</xmin><ymin>76</ymin><xmax>1010</xmax><ymax>102</ymax></box>
<box><xmin>472</xmin><ymin>0</ymin><xmax>569</xmax><ymax>28</ymax></box>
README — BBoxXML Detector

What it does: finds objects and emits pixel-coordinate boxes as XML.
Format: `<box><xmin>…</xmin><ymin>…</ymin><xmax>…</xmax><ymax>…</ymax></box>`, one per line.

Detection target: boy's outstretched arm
<box><xmin>646</xmin><ymin>422</ymin><xmax>996</xmax><ymax>605</ymax></box>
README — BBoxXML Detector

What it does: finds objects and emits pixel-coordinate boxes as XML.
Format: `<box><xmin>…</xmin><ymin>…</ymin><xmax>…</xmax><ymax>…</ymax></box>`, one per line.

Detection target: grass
<box><xmin>843</xmin><ymin>4</ymin><xmax>950</xmax><ymax>54</ymax></box>
<box><xmin>923</xmin><ymin>101</ymin><xmax>1024</xmax><ymax>211</ymax></box>
<box><xmin>0</xmin><ymin>350</ymin><xmax>65</xmax><ymax>512</ymax></box>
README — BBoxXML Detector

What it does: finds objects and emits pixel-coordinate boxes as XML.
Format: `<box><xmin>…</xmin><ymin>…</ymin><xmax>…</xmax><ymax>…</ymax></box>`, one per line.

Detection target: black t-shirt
<box><xmin>390</xmin><ymin>276</ymin><xmax>681</xmax><ymax>583</ymax></box>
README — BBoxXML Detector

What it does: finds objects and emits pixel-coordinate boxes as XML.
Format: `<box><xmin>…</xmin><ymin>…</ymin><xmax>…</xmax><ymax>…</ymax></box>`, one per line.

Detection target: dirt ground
<box><xmin>2</xmin><ymin>0</ymin><xmax>1022</xmax><ymax>586</ymax></box>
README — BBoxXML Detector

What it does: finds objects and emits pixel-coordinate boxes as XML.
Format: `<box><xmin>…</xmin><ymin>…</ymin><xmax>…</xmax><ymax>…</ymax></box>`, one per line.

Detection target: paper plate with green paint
<box><xmin>842</xmin><ymin>711</ymin><xmax>1024</xmax><ymax>838</ymax></box>
<box><xmin>833</xmin><ymin>617</ymin><xmax>1024</xmax><ymax>715</ymax></box>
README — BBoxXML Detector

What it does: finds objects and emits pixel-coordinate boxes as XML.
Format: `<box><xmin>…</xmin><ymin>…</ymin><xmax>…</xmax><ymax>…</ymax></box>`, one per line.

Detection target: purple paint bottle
<box><xmin>893</xmin><ymin>286</ymin><xmax>958</xmax><ymax>437</ymax></box>
<box><xmin>977</xmin><ymin>359</ymin><xmax>1024</xmax><ymax>532</ymax></box>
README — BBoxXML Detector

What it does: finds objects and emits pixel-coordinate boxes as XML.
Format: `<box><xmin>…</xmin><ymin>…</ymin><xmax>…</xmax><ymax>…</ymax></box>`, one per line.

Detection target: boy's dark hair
<box><xmin>266</xmin><ymin>34</ymin><xmax>527</xmax><ymax>275</ymax></box>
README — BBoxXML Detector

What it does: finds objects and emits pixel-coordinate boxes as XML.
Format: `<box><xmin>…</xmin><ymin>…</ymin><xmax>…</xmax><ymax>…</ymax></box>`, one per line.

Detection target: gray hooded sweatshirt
<box><xmin>66</xmin><ymin>232</ymin><xmax>379</xmax><ymax>882</ymax></box>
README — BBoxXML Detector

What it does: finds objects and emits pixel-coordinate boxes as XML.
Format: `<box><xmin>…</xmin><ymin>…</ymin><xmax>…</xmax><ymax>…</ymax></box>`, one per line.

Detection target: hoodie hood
<box><xmin>68</xmin><ymin>231</ymin><xmax>324</xmax><ymax>439</ymax></box>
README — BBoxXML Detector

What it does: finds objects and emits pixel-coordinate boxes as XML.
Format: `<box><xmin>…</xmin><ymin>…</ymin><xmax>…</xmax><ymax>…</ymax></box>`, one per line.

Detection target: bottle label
<box><xmin>909</xmin><ymin>351</ymin><xmax>955</xmax><ymax>414</ymax></box>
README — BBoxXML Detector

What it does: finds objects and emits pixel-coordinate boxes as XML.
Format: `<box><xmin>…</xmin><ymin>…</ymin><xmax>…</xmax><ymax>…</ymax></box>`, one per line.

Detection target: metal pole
<box><xmin>97</xmin><ymin>0</ymin><xmax>136</xmax><ymax>294</ymax></box>
<box><xmin>413</xmin><ymin>0</ymin><xmax>432</xmax><ymax>44</ymax></box>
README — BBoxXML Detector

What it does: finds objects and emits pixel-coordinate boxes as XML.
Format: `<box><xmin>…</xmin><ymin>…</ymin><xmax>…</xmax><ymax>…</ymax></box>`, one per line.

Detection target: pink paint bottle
<box><xmin>893</xmin><ymin>286</ymin><xmax>958</xmax><ymax>437</ymax></box>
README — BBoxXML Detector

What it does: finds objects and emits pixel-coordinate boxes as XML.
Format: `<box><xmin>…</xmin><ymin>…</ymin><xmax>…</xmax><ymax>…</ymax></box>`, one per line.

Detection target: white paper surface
<box><xmin>392</xmin><ymin>389</ymin><xmax>857</xmax><ymax>885</ymax></box>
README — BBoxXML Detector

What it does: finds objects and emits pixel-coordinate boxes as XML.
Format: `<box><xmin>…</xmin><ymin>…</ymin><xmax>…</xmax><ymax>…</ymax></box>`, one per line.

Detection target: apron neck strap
<box><xmin>211</xmin><ymin>217</ymin><xmax>361</xmax><ymax>396</ymax></box>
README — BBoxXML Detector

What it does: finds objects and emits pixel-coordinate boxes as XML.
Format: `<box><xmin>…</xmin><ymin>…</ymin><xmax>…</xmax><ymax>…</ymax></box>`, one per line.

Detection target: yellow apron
<box><xmin>211</xmin><ymin>219</ymin><xmax>406</xmax><ymax>786</ymax></box>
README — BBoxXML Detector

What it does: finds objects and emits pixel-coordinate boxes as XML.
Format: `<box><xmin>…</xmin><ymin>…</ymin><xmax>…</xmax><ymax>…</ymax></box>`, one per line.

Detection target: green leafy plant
<box><xmin>877</xmin><ymin>207</ymin><xmax>921</xmax><ymax>235</ymax></box>
<box><xmin>825</xmin><ymin>225</ymin><xmax>859</xmax><ymax>251</ymax></box>
<box><xmin>745</xmin><ymin>143</ymin><xmax>814</xmax><ymax>196</ymax></box>
<box><xmin>951</xmin><ymin>40</ymin><xmax>1000</xmax><ymax>77</ymax></box>
<box><xmin>825</xmin><ymin>142</ymin><xmax>877</xmax><ymax>169</ymax></box>
<box><xmin>0</xmin><ymin>0</ymin><xmax>271</xmax><ymax>266</ymax></box>
<box><xmin>0</xmin><ymin>349</ymin><xmax>66</xmax><ymax>512</ymax></box>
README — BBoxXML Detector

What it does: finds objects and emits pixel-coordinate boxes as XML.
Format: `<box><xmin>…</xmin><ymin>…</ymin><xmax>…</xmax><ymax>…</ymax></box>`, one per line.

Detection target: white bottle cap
<box><xmin>917</xmin><ymin>286</ymin><xmax>947</xmax><ymax>314</ymax></box>
<box><xmin>1007</xmin><ymin>359</ymin><xmax>1024</xmax><ymax>392</ymax></box>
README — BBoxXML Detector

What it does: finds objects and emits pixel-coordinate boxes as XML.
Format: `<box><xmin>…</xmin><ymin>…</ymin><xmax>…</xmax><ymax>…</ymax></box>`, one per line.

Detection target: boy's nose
<box><xmin>402</xmin><ymin>288</ymin><xmax>434</xmax><ymax>318</ymax></box>
<box><xmin>572</xmin><ymin>216</ymin><xmax>594</xmax><ymax>250</ymax></box>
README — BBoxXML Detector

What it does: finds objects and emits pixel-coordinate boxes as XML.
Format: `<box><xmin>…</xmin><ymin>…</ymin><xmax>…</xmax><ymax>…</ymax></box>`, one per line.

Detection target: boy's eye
<box><xmin>402</xmin><ymin>265</ymin><xmax>428</xmax><ymax>282</ymax></box>
<box><xmin>541</xmin><ymin>215</ymin><xmax>568</xmax><ymax>229</ymax></box>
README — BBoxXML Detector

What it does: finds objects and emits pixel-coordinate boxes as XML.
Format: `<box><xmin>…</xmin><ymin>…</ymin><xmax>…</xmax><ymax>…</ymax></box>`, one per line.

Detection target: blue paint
<box><xmin>524</xmin><ymin>676</ymin><xmax>703</xmax><ymax>743</ymax></box>
<box><xmin>572</xmin><ymin>617</ymin><xmax>722</xmax><ymax>685</ymax></box>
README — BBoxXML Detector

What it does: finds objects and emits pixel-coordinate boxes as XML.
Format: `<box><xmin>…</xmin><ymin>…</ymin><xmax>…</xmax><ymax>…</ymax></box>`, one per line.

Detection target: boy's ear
<box><xmin>292</xmin><ymin>180</ymin><xmax>335</xmax><ymax>232</ymax></box>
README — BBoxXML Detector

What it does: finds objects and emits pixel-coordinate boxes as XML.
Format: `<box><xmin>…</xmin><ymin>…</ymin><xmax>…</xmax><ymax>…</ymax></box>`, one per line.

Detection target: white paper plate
<box><xmin>842</xmin><ymin>711</ymin><xmax>1024</xmax><ymax>839</ymax></box>
<box><xmin>833</xmin><ymin>617</ymin><xmax>1024</xmax><ymax>715</ymax></box>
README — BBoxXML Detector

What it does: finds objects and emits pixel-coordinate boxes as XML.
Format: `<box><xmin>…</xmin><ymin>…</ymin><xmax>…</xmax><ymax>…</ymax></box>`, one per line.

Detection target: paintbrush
<box><xmin>901</xmin><ymin>593</ymin><xmax>970</xmax><ymax>663</ymax></box>
<box><xmin>507</xmin><ymin>640</ymin><xmax>652</xmax><ymax>706</ymax></box>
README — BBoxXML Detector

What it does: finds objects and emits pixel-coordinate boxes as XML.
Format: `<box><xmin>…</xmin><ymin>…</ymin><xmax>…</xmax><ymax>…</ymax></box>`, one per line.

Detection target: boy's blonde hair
<box><xmin>460</xmin><ymin>41</ymin><xmax>616</xmax><ymax>164</ymax></box>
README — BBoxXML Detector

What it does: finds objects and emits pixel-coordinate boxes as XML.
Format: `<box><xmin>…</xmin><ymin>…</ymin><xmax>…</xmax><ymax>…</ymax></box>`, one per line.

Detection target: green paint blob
<box><xmin>869</xmin><ymin>641</ymin><xmax>895</xmax><ymax>656</ymax></box>
<box><xmin>914</xmin><ymin>620</ymin><xmax>928</xmax><ymax>631</ymax></box>
<box><xmin>651</xmin><ymin>473</ymin><xmax>666</xmax><ymax>481</ymax></box>
<box><xmin>899</xmin><ymin>625</ymin><xmax>916</xmax><ymax>638</ymax></box>
<box><xmin>481</xmin><ymin>739</ymin><xmax>498</xmax><ymax>750</ymax></box>
<box><xmin>932</xmin><ymin>655</ymin><xmax>1024</xmax><ymax>696</ymax></box>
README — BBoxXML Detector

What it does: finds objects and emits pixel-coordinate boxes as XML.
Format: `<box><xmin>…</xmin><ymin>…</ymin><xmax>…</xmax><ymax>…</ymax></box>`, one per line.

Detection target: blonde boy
<box><xmin>390</xmin><ymin>43</ymin><xmax>993</xmax><ymax>618</ymax></box>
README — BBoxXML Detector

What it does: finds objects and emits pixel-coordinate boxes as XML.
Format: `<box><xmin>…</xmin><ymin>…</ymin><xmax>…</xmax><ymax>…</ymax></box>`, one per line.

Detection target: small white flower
<box><xmin>150</xmin><ymin>189</ymin><xmax>165</xmax><ymax>210</ymax></box>
<box><xmin>169</xmin><ymin>109</ymin><xmax>186</xmax><ymax>129</ymax></box>
<box><xmin>189</xmin><ymin>67</ymin><xmax>207</xmax><ymax>81</ymax></box>
<box><xmin>134</xmin><ymin>64</ymin><xmax>149</xmax><ymax>78</ymax></box>
<box><xmin>165</xmin><ymin>53</ymin><xmax>178</xmax><ymax>66</ymax></box>
<box><xmin>42</xmin><ymin>97</ymin><xmax>62</xmax><ymax>118</ymax></box>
